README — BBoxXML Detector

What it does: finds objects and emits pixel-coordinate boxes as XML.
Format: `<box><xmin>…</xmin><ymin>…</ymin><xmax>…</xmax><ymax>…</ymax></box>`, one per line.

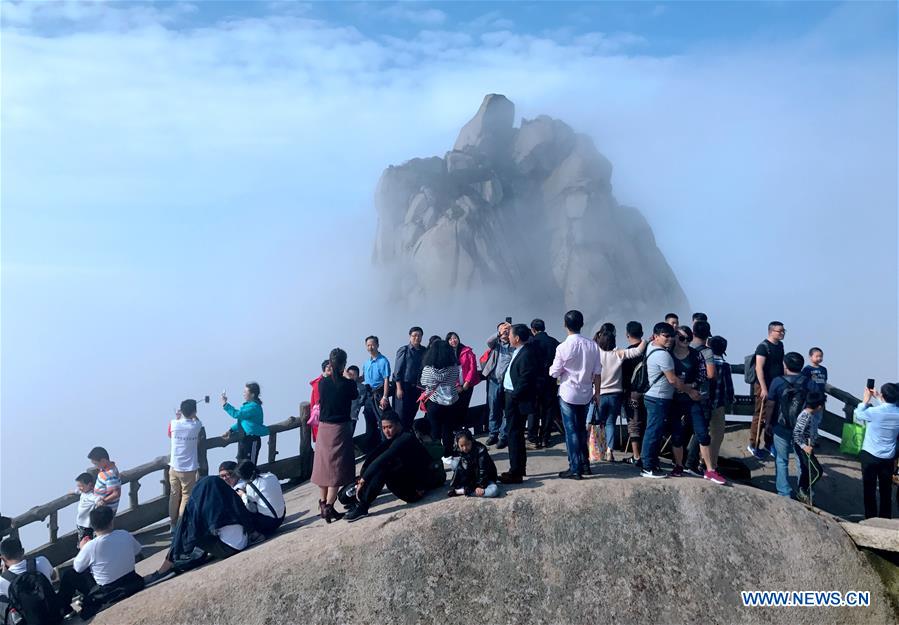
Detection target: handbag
<box><xmin>588</xmin><ymin>425</ymin><xmax>603</xmax><ymax>462</ymax></box>
<box><xmin>307</xmin><ymin>403</ymin><xmax>320</xmax><ymax>428</ymax></box>
<box><xmin>839</xmin><ymin>417</ymin><xmax>865</xmax><ymax>456</ymax></box>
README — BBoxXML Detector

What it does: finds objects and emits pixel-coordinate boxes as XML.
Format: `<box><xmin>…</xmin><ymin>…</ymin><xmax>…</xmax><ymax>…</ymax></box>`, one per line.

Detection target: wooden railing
<box><xmin>728</xmin><ymin>363</ymin><xmax>861</xmax><ymax>438</ymax></box>
<box><xmin>3</xmin><ymin>366</ymin><xmax>864</xmax><ymax>567</ymax></box>
<box><xmin>1</xmin><ymin>404</ymin><xmax>314</xmax><ymax>566</ymax></box>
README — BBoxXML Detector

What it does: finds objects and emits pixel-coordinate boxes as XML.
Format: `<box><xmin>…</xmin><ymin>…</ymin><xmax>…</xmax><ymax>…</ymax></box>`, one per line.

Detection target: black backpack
<box><xmin>778</xmin><ymin>376</ymin><xmax>809</xmax><ymax>430</ymax></box>
<box><xmin>2</xmin><ymin>558</ymin><xmax>63</xmax><ymax>625</ymax></box>
<box><xmin>630</xmin><ymin>348</ymin><xmax>666</xmax><ymax>394</ymax></box>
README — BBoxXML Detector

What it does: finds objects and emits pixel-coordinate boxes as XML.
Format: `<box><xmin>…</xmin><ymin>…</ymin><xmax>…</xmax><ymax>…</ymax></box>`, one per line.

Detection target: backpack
<box><xmin>778</xmin><ymin>376</ymin><xmax>809</xmax><ymax>430</ymax></box>
<box><xmin>2</xmin><ymin>558</ymin><xmax>63</xmax><ymax>625</ymax></box>
<box><xmin>630</xmin><ymin>348</ymin><xmax>667</xmax><ymax>394</ymax></box>
<box><xmin>744</xmin><ymin>342</ymin><xmax>770</xmax><ymax>385</ymax></box>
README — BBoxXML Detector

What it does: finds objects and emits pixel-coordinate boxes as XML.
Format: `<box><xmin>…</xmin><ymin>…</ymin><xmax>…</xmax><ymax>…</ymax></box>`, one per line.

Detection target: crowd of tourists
<box><xmin>2</xmin><ymin>311</ymin><xmax>898</xmax><ymax>623</ymax></box>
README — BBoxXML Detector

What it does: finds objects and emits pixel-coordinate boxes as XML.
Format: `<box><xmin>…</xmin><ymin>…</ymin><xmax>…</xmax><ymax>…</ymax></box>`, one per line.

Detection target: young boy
<box><xmin>75</xmin><ymin>472</ymin><xmax>98</xmax><ymax>542</ymax></box>
<box><xmin>87</xmin><ymin>446</ymin><xmax>121</xmax><ymax>513</ymax></box>
<box><xmin>792</xmin><ymin>391</ymin><xmax>825</xmax><ymax>504</ymax></box>
<box><xmin>802</xmin><ymin>348</ymin><xmax>828</xmax><ymax>397</ymax></box>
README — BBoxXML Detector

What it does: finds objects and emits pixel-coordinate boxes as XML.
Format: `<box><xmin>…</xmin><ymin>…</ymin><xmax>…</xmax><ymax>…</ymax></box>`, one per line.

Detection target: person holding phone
<box><xmin>854</xmin><ymin>382</ymin><xmax>899</xmax><ymax>518</ymax></box>
<box><xmin>222</xmin><ymin>382</ymin><xmax>268</xmax><ymax>464</ymax></box>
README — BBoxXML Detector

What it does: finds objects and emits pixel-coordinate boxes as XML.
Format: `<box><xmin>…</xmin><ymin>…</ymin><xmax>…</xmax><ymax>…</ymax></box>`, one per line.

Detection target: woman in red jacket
<box><xmin>447</xmin><ymin>332</ymin><xmax>479</xmax><ymax>431</ymax></box>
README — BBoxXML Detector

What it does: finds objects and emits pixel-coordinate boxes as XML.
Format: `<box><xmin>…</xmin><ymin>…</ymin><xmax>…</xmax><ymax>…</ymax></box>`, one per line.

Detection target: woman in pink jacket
<box><xmin>447</xmin><ymin>332</ymin><xmax>479</xmax><ymax>429</ymax></box>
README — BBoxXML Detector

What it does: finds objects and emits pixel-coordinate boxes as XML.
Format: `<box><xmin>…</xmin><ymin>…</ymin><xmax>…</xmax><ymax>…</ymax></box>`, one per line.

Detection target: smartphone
<box><xmin>866</xmin><ymin>378</ymin><xmax>875</xmax><ymax>390</ymax></box>
<box><xmin>203</xmin><ymin>395</ymin><xmax>210</xmax><ymax>403</ymax></box>
<box><xmin>505</xmin><ymin>316</ymin><xmax>512</xmax><ymax>324</ymax></box>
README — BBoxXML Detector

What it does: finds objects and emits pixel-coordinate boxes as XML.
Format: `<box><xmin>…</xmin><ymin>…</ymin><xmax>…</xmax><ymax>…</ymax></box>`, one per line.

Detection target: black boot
<box><xmin>324</xmin><ymin>503</ymin><xmax>344</xmax><ymax>524</ymax></box>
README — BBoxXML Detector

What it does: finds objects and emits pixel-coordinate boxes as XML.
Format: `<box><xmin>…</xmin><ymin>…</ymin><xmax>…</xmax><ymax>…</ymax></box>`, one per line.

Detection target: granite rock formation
<box><xmin>373</xmin><ymin>94</ymin><xmax>689</xmax><ymax>322</ymax></box>
<box><xmin>96</xmin><ymin>477</ymin><xmax>895</xmax><ymax>625</ymax></box>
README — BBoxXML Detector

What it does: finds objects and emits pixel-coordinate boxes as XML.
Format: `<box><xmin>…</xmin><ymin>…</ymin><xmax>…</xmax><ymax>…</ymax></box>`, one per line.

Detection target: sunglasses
<box><xmin>677</xmin><ymin>335</ymin><xmax>688</xmax><ymax>341</ymax></box>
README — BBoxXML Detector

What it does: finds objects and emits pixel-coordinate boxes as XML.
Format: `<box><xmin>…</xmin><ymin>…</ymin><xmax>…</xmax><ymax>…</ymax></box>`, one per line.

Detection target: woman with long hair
<box><xmin>311</xmin><ymin>348</ymin><xmax>358</xmax><ymax>522</ymax></box>
<box><xmin>594</xmin><ymin>324</ymin><xmax>645</xmax><ymax>462</ymax></box>
<box><xmin>420</xmin><ymin>339</ymin><xmax>462</xmax><ymax>460</ymax></box>
<box><xmin>446</xmin><ymin>331</ymin><xmax>478</xmax><ymax>428</ymax></box>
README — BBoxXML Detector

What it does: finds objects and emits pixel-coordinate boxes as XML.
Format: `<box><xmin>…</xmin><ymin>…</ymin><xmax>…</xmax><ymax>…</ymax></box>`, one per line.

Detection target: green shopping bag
<box><xmin>839</xmin><ymin>419</ymin><xmax>866</xmax><ymax>456</ymax></box>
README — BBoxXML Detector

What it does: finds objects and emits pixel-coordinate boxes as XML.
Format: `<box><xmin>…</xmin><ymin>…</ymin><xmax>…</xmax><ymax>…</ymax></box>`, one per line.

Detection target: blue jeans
<box><xmin>560</xmin><ymin>399</ymin><xmax>589</xmax><ymax>474</ymax></box>
<box><xmin>487</xmin><ymin>380</ymin><xmax>505</xmax><ymax>437</ymax></box>
<box><xmin>598</xmin><ymin>393</ymin><xmax>624</xmax><ymax>452</ymax></box>
<box><xmin>641</xmin><ymin>396</ymin><xmax>671</xmax><ymax>471</ymax></box>
<box><xmin>466</xmin><ymin>482</ymin><xmax>500</xmax><ymax>498</ymax></box>
<box><xmin>772</xmin><ymin>425</ymin><xmax>793</xmax><ymax>497</ymax></box>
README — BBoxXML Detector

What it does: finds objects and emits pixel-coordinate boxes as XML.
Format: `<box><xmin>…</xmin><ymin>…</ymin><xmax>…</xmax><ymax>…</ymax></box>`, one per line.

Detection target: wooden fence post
<box><xmin>129</xmin><ymin>480</ymin><xmax>141</xmax><ymax>511</ymax></box>
<box><xmin>48</xmin><ymin>511</ymin><xmax>58</xmax><ymax>543</ymax></box>
<box><xmin>268</xmin><ymin>432</ymin><xmax>278</xmax><ymax>464</ymax></box>
<box><xmin>298</xmin><ymin>403</ymin><xmax>313</xmax><ymax>482</ymax></box>
<box><xmin>198</xmin><ymin>427</ymin><xmax>209</xmax><ymax>477</ymax></box>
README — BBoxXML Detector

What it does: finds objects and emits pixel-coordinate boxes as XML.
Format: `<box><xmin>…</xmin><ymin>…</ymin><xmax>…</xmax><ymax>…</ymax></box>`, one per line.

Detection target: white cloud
<box><xmin>1</xmin><ymin>0</ymin><xmax>896</xmax><ymax>520</ymax></box>
<box><xmin>377</xmin><ymin>3</ymin><xmax>447</xmax><ymax>25</ymax></box>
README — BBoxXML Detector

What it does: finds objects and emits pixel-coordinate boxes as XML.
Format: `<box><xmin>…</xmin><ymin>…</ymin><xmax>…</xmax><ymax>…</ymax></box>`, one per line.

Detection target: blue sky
<box><xmin>2</xmin><ymin>1</ymin><xmax>897</xmax><ymax>530</ymax></box>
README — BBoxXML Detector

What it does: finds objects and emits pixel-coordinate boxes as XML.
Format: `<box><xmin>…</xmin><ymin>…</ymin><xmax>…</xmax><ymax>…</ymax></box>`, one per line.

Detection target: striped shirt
<box><xmin>792</xmin><ymin>407</ymin><xmax>822</xmax><ymax>447</ymax></box>
<box><xmin>94</xmin><ymin>462</ymin><xmax>122</xmax><ymax>510</ymax></box>
<box><xmin>420</xmin><ymin>365</ymin><xmax>461</xmax><ymax>406</ymax></box>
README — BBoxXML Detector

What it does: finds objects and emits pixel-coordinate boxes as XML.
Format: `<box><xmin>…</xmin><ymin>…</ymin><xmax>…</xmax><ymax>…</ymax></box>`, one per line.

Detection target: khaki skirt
<box><xmin>311</xmin><ymin>420</ymin><xmax>355</xmax><ymax>488</ymax></box>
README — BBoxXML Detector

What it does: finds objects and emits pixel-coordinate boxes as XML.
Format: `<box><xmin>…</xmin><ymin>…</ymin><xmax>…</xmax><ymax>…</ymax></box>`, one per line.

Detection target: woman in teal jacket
<box><xmin>222</xmin><ymin>382</ymin><xmax>269</xmax><ymax>464</ymax></box>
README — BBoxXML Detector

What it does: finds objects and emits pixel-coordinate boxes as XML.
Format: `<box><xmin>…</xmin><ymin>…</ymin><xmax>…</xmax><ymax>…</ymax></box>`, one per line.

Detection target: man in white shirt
<box><xmin>237</xmin><ymin>460</ymin><xmax>286</xmax><ymax>537</ymax></box>
<box><xmin>58</xmin><ymin>506</ymin><xmax>144</xmax><ymax>619</ymax></box>
<box><xmin>549</xmin><ymin>310</ymin><xmax>602</xmax><ymax>480</ymax></box>
<box><xmin>168</xmin><ymin>399</ymin><xmax>204</xmax><ymax>529</ymax></box>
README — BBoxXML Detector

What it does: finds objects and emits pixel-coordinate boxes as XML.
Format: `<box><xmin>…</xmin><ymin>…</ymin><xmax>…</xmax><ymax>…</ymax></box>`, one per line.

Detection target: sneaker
<box><xmin>446</xmin><ymin>489</ymin><xmax>460</xmax><ymax>498</ymax></box>
<box><xmin>558</xmin><ymin>470</ymin><xmax>582</xmax><ymax>480</ymax></box>
<box><xmin>747</xmin><ymin>445</ymin><xmax>758</xmax><ymax>457</ymax></box>
<box><xmin>685</xmin><ymin>464</ymin><xmax>703</xmax><ymax>477</ymax></box>
<box><xmin>641</xmin><ymin>468</ymin><xmax>668</xmax><ymax>479</ymax></box>
<box><xmin>485</xmin><ymin>435</ymin><xmax>499</xmax><ymax>446</ymax></box>
<box><xmin>344</xmin><ymin>504</ymin><xmax>369</xmax><ymax>522</ymax></box>
<box><xmin>525</xmin><ymin>441</ymin><xmax>539</xmax><ymax>451</ymax></box>
<box><xmin>703</xmin><ymin>470</ymin><xmax>727</xmax><ymax>485</ymax></box>
<box><xmin>441</xmin><ymin>456</ymin><xmax>454</xmax><ymax>468</ymax></box>
<box><xmin>583</xmin><ymin>464</ymin><xmax>593</xmax><ymax>476</ymax></box>
<box><xmin>756</xmin><ymin>447</ymin><xmax>772</xmax><ymax>460</ymax></box>
<box><xmin>623</xmin><ymin>456</ymin><xmax>641</xmax><ymax>466</ymax></box>
<box><xmin>144</xmin><ymin>570</ymin><xmax>176</xmax><ymax>586</ymax></box>
<box><xmin>670</xmin><ymin>465</ymin><xmax>685</xmax><ymax>477</ymax></box>
<box><xmin>535</xmin><ymin>441</ymin><xmax>545</xmax><ymax>449</ymax></box>
<box><xmin>797</xmin><ymin>488</ymin><xmax>810</xmax><ymax>504</ymax></box>
<box><xmin>603</xmin><ymin>449</ymin><xmax>614</xmax><ymax>462</ymax></box>
<box><xmin>496</xmin><ymin>440</ymin><xmax>508</xmax><ymax>450</ymax></box>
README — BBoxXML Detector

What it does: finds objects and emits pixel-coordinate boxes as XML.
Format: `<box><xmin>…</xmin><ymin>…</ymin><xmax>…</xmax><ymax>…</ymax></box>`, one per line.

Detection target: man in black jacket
<box><xmin>345</xmin><ymin>410</ymin><xmax>445</xmax><ymax>521</ymax></box>
<box><xmin>499</xmin><ymin>324</ymin><xmax>541</xmax><ymax>484</ymax></box>
<box><xmin>529</xmin><ymin>318</ymin><xmax>560</xmax><ymax>449</ymax></box>
<box><xmin>393</xmin><ymin>326</ymin><xmax>425</xmax><ymax>430</ymax></box>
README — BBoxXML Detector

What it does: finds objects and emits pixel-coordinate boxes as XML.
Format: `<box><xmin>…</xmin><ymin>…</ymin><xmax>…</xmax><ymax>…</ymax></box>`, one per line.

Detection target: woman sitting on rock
<box><xmin>447</xmin><ymin>430</ymin><xmax>500</xmax><ymax>498</ymax></box>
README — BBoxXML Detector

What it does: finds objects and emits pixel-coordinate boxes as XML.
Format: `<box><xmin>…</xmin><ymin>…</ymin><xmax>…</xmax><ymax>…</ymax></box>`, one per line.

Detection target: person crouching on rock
<box><xmin>447</xmin><ymin>430</ymin><xmax>500</xmax><ymax>498</ymax></box>
<box><xmin>144</xmin><ymin>475</ymin><xmax>255</xmax><ymax>585</ymax></box>
<box><xmin>344</xmin><ymin>410</ymin><xmax>445</xmax><ymax>522</ymax></box>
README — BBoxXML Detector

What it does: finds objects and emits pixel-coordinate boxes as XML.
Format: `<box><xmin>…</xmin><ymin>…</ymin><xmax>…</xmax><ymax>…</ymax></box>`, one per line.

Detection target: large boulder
<box><xmin>97</xmin><ymin>478</ymin><xmax>895</xmax><ymax>625</ymax></box>
<box><xmin>374</xmin><ymin>95</ymin><xmax>689</xmax><ymax>323</ymax></box>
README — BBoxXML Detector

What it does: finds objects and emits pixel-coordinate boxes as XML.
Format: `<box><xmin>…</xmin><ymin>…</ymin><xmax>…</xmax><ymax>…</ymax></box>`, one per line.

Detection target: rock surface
<box><xmin>98</xmin><ymin>463</ymin><xmax>894</xmax><ymax>625</ymax></box>
<box><xmin>373</xmin><ymin>94</ymin><xmax>689</xmax><ymax>323</ymax></box>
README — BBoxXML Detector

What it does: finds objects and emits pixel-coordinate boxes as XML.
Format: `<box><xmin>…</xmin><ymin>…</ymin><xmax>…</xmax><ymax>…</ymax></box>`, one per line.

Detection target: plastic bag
<box><xmin>839</xmin><ymin>421</ymin><xmax>865</xmax><ymax>456</ymax></box>
<box><xmin>588</xmin><ymin>425</ymin><xmax>603</xmax><ymax>462</ymax></box>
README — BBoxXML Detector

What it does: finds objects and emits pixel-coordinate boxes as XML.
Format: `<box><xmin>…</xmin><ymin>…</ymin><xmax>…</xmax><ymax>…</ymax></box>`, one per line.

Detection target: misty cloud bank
<box><xmin>1</xmin><ymin>2</ymin><xmax>896</xmax><ymax>534</ymax></box>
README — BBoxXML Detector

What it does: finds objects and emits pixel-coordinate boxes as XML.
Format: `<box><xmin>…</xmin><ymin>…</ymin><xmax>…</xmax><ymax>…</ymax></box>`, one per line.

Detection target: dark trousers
<box><xmin>58</xmin><ymin>569</ymin><xmax>144</xmax><ymax>613</ymax></box>
<box><xmin>792</xmin><ymin>444</ymin><xmax>822</xmax><ymax>492</ymax></box>
<box><xmin>457</xmin><ymin>387</ymin><xmax>474</xmax><ymax>428</ymax></box>
<box><xmin>237</xmin><ymin>435</ymin><xmax>261</xmax><ymax>464</ymax></box>
<box><xmin>167</xmin><ymin>534</ymin><xmax>240</xmax><ymax>573</ymax></box>
<box><xmin>504</xmin><ymin>393</ymin><xmax>530</xmax><ymax>477</ymax></box>
<box><xmin>362</xmin><ymin>388</ymin><xmax>384</xmax><ymax>453</ymax></box>
<box><xmin>249</xmin><ymin>510</ymin><xmax>284</xmax><ymax>537</ymax></box>
<box><xmin>358</xmin><ymin>465</ymin><xmax>424</xmax><ymax>507</ymax></box>
<box><xmin>860</xmin><ymin>450</ymin><xmax>894</xmax><ymax>519</ymax></box>
<box><xmin>426</xmin><ymin>400</ymin><xmax>459</xmax><ymax>457</ymax></box>
<box><xmin>528</xmin><ymin>384</ymin><xmax>558</xmax><ymax>445</ymax></box>
<box><xmin>394</xmin><ymin>389</ymin><xmax>420</xmax><ymax>431</ymax></box>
